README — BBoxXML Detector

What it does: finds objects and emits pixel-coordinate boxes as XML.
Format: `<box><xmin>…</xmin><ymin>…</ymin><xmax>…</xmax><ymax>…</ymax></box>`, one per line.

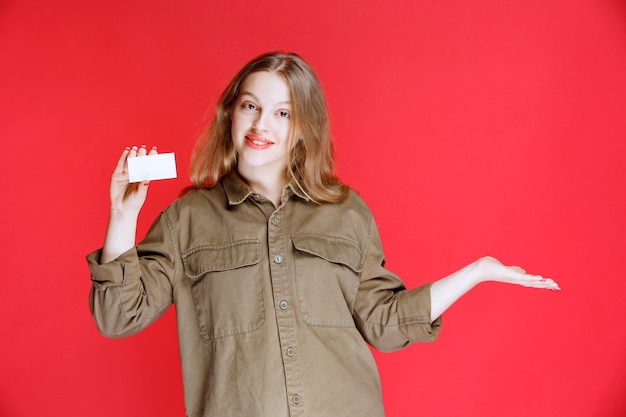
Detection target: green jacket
<box><xmin>87</xmin><ymin>171</ymin><xmax>440</xmax><ymax>417</ymax></box>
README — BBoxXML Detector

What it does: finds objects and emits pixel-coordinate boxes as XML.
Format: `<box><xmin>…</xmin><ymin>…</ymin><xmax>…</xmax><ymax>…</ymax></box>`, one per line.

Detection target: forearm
<box><xmin>429</xmin><ymin>262</ymin><xmax>479</xmax><ymax>322</ymax></box>
<box><xmin>101</xmin><ymin>210</ymin><xmax>139</xmax><ymax>264</ymax></box>
<box><xmin>87</xmin><ymin>237</ymin><xmax>175</xmax><ymax>338</ymax></box>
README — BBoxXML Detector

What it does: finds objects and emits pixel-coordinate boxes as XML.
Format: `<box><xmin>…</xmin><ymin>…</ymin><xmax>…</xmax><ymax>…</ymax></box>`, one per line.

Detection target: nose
<box><xmin>252</xmin><ymin>111</ymin><xmax>269</xmax><ymax>132</ymax></box>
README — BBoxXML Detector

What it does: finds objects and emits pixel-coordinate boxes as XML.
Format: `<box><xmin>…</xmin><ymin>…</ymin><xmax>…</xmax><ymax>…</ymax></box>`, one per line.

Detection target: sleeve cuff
<box><xmin>398</xmin><ymin>282</ymin><xmax>442</xmax><ymax>342</ymax></box>
<box><xmin>86</xmin><ymin>247</ymin><xmax>140</xmax><ymax>289</ymax></box>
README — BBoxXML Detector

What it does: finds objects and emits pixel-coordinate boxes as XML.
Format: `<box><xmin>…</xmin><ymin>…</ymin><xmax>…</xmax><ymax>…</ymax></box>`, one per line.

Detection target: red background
<box><xmin>1</xmin><ymin>0</ymin><xmax>625</xmax><ymax>416</ymax></box>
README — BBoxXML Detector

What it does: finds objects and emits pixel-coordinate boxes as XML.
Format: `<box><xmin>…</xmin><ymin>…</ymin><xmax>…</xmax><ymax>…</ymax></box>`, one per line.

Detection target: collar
<box><xmin>222</xmin><ymin>171</ymin><xmax>310</xmax><ymax>206</ymax></box>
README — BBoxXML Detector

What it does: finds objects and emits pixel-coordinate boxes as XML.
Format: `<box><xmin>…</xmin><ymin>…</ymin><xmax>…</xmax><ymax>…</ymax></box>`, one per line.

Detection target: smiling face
<box><xmin>231</xmin><ymin>70</ymin><xmax>294</xmax><ymax>186</ymax></box>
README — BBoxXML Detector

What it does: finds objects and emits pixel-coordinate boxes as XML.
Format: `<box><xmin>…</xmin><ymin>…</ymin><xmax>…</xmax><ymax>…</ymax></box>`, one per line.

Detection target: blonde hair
<box><xmin>185</xmin><ymin>51</ymin><xmax>348</xmax><ymax>203</ymax></box>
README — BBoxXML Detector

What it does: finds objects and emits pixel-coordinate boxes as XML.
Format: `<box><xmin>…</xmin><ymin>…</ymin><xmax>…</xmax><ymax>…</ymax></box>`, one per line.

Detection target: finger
<box><xmin>506</xmin><ymin>270</ymin><xmax>544</xmax><ymax>284</ymax></box>
<box><xmin>123</xmin><ymin>145</ymin><xmax>139</xmax><ymax>174</ymax></box>
<box><xmin>114</xmin><ymin>147</ymin><xmax>131</xmax><ymax>173</ymax></box>
<box><xmin>137</xmin><ymin>144</ymin><xmax>148</xmax><ymax>157</ymax></box>
<box><xmin>540</xmin><ymin>277</ymin><xmax>560</xmax><ymax>290</ymax></box>
<box><xmin>128</xmin><ymin>145</ymin><xmax>139</xmax><ymax>158</ymax></box>
<box><xmin>148</xmin><ymin>145</ymin><xmax>158</xmax><ymax>156</ymax></box>
<box><xmin>131</xmin><ymin>179</ymin><xmax>151</xmax><ymax>203</ymax></box>
<box><xmin>523</xmin><ymin>275</ymin><xmax>560</xmax><ymax>290</ymax></box>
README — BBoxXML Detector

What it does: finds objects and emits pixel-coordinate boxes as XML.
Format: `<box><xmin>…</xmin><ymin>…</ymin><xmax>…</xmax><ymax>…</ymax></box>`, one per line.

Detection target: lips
<box><xmin>246</xmin><ymin>135</ymin><xmax>274</xmax><ymax>149</ymax></box>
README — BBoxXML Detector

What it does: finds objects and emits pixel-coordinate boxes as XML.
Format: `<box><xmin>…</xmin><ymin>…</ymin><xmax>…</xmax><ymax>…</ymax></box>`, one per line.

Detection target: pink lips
<box><xmin>245</xmin><ymin>135</ymin><xmax>274</xmax><ymax>150</ymax></box>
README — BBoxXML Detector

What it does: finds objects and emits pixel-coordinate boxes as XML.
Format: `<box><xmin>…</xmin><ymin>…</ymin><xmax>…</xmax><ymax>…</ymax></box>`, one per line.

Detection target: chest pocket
<box><xmin>292</xmin><ymin>234</ymin><xmax>363</xmax><ymax>327</ymax></box>
<box><xmin>183</xmin><ymin>239</ymin><xmax>265</xmax><ymax>342</ymax></box>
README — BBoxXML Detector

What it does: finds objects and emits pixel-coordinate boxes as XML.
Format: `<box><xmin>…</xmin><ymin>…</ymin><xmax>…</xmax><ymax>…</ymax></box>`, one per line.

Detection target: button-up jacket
<box><xmin>87</xmin><ymin>172</ymin><xmax>441</xmax><ymax>417</ymax></box>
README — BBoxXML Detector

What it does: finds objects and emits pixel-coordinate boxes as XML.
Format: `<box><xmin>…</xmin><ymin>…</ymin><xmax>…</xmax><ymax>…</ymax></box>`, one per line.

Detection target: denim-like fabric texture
<box><xmin>87</xmin><ymin>171</ymin><xmax>441</xmax><ymax>417</ymax></box>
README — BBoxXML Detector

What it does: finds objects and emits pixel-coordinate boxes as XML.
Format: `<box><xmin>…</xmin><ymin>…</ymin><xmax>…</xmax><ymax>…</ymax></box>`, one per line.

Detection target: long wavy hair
<box><xmin>184</xmin><ymin>51</ymin><xmax>349</xmax><ymax>203</ymax></box>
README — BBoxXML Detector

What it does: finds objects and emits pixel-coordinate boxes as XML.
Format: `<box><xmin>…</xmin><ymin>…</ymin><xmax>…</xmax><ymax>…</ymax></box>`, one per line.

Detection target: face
<box><xmin>231</xmin><ymin>71</ymin><xmax>293</xmax><ymax>184</ymax></box>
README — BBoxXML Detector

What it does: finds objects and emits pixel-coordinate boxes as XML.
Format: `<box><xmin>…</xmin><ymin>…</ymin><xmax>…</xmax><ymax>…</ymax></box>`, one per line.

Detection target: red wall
<box><xmin>1</xmin><ymin>1</ymin><xmax>625</xmax><ymax>416</ymax></box>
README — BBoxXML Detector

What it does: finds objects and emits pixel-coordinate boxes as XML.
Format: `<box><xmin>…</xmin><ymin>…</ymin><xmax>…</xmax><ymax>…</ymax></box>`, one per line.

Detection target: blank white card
<box><xmin>127</xmin><ymin>152</ymin><xmax>177</xmax><ymax>183</ymax></box>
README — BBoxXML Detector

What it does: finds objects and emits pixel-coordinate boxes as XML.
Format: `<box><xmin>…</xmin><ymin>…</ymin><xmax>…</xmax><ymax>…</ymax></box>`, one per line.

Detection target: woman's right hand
<box><xmin>101</xmin><ymin>145</ymin><xmax>158</xmax><ymax>264</ymax></box>
<box><xmin>110</xmin><ymin>145</ymin><xmax>158</xmax><ymax>216</ymax></box>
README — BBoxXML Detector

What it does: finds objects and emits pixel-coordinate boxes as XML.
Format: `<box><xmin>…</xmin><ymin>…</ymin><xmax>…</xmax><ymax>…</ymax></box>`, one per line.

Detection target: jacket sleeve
<box><xmin>86</xmin><ymin>213</ymin><xmax>180</xmax><ymax>338</ymax></box>
<box><xmin>352</xmin><ymin>216</ymin><xmax>442</xmax><ymax>352</ymax></box>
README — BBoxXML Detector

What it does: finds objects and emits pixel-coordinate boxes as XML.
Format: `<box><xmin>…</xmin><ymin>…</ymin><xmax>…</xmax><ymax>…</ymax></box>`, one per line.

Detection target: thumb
<box><xmin>133</xmin><ymin>180</ymin><xmax>151</xmax><ymax>203</ymax></box>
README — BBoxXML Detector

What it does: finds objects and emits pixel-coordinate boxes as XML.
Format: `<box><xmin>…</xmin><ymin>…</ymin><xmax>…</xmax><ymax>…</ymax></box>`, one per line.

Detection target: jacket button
<box><xmin>286</xmin><ymin>347</ymin><xmax>295</xmax><ymax>357</ymax></box>
<box><xmin>292</xmin><ymin>394</ymin><xmax>301</xmax><ymax>404</ymax></box>
<box><xmin>271</xmin><ymin>217</ymin><xmax>279</xmax><ymax>226</ymax></box>
<box><xmin>279</xmin><ymin>300</ymin><xmax>289</xmax><ymax>310</ymax></box>
<box><xmin>273</xmin><ymin>255</ymin><xmax>283</xmax><ymax>264</ymax></box>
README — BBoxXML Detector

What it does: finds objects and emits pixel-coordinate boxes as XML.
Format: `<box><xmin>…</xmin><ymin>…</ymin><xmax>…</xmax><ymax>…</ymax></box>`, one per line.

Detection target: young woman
<box><xmin>87</xmin><ymin>52</ymin><xmax>559</xmax><ymax>417</ymax></box>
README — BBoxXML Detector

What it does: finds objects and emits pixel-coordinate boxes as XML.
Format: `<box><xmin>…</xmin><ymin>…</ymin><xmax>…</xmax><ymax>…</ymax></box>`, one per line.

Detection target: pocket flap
<box><xmin>183</xmin><ymin>239</ymin><xmax>261</xmax><ymax>279</ymax></box>
<box><xmin>292</xmin><ymin>234</ymin><xmax>363</xmax><ymax>273</ymax></box>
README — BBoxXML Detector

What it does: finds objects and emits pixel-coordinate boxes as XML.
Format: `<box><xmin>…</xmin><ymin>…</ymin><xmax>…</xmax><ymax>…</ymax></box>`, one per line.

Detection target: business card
<box><xmin>127</xmin><ymin>152</ymin><xmax>177</xmax><ymax>183</ymax></box>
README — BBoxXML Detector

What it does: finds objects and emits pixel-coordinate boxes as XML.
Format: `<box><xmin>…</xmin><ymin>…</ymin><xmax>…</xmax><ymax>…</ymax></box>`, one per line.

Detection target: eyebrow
<box><xmin>239</xmin><ymin>91</ymin><xmax>291</xmax><ymax>107</ymax></box>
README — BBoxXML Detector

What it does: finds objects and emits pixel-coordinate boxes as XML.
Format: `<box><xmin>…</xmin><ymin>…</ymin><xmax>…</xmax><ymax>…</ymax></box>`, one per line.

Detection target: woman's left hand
<box><xmin>473</xmin><ymin>256</ymin><xmax>560</xmax><ymax>290</ymax></box>
<box><xmin>429</xmin><ymin>256</ymin><xmax>560</xmax><ymax>321</ymax></box>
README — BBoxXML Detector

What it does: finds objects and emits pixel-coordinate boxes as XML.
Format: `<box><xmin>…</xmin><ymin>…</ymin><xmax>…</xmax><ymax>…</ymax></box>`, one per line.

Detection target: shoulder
<box><xmin>329</xmin><ymin>189</ymin><xmax>373</xmax><ymax>221</ymax></box>
<box><xmin>161</xmin><ymin>186</ymin><xmax>226</xmax><ymax>222</ymax></box>
<box><xmin>301</xmin><ymin>188</ymin><xmax>373</xmax><ymax>220</ymax></box>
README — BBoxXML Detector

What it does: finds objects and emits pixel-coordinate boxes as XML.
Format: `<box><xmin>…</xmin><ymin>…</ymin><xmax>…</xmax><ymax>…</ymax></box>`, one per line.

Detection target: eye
<box><xmin>278</xmin><ymin>110</ymin><xmax>291</xmax><ymax>119</ymax></box>
<box><xmin>242</xmin><ymin>102</ymin><xmax>257</xmax><ymax>111</ymax></box>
